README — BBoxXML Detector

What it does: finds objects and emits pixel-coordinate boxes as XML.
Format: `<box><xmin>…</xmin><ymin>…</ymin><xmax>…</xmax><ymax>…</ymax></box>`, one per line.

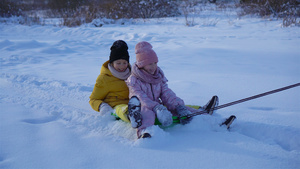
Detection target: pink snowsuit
<box><xmin>126</xmin><ymin>64</ymin><xmax>197</xmax><ymax>135</ymax></box>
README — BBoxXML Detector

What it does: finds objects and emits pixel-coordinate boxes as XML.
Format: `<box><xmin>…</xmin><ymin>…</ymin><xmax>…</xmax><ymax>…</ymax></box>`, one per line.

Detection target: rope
<box><xmin>189</xmin><ymin>83</ymin><xmax>300</xmax><ymax>117</ymax></box>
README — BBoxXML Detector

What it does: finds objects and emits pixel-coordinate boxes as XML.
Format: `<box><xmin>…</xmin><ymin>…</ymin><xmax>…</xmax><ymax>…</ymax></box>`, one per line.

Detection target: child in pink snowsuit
<box><xmin>126</xmin><ymin>41</ymin><xmax>217</xmax><ymax>138</ymax></box>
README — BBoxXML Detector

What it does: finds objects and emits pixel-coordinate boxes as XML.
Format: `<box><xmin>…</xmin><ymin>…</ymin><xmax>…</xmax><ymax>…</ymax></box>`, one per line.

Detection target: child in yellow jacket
<box><xmin>89</xmin><ymin>40</ymin><xmax>132</xmax><ymax>123</ymax></box>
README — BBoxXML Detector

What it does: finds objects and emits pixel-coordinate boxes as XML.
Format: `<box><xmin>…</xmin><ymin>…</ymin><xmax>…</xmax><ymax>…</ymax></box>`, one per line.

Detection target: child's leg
<box><xmin>137</xmin><ymin>107</ymin><xmax>156</xmax><ymax>138</ymax></box>
<box><xmin>185</xmin><ymin>95</ymin><xmax>219</xmax><ymax>115</ymax></box>
<box><xmin>185</xmin><ymin>105</ymin><xmax>207</xmax><ymax>115</ymax></box>
<box><xmin>170</xmin><ymin>105</ymin><xmax>202</xmax><ymax>115</ymax></box>
<box><xmin>114</xmin><ymin>104</ymin><xmax>130</xmax><ymax>123</ymax></box>
<box><xmin>114</xmin><ymin>104</ymin><xmax>200</xmax><ymax>126</ymax></box>
<box><xmin>139</xmin><ymin>107</ymin><xmax>156</xmax><ymax>127</ymax></box>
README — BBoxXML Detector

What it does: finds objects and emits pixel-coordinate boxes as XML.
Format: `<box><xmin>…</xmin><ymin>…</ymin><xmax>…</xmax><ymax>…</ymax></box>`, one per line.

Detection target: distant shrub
<box><xmin>0</xmin><ymin>0</ymin><xmax>44</xmax><ymax>25</ymax></box>
<box><xmin>180</xmin><ymin>0</ymin><xmax>199</xmax><ymax>26</ymax></box>
<box><xmin>50</xmin><ymin>0</ymin><xmax>180</xmax><ymax>27</ymax></box>
<box><xmin>0</xmin><ymin>0</ymin><xmax>22</xmax><ymax>17</ymax></box>
<box><xmin>1</xmin><ymin>0</ymin><xmax>298</xmax><ymax>27</ymax></box>
<box><xmin>48</xmin><ymin>0</ymin><xmax>86</xmax><ymax>12</ymax></box>
<box><xmin>93</xmin><ymin>0</ymin><xmax>180</xmax><ymax>19</ymax></box>
<box><xmin>239</xmin><ymin>0</ymin><xmax>300</xmax><ymax>26</ymax></box>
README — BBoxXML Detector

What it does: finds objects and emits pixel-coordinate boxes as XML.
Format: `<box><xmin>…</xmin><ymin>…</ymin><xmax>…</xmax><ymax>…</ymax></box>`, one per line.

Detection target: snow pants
<box><xmin>136</xmin><ymin>105</ymin><xmax>202</xmax><ymax>136</ymax></box>
<box><xmin>113</xmin><ymin>104</ymin><xmax>130</xmax><ymax>123</ymax></box>
<box><xmin>113</xmin><ymin>104</ymin><xmax>204</xmax><ymax>137</ymax></box>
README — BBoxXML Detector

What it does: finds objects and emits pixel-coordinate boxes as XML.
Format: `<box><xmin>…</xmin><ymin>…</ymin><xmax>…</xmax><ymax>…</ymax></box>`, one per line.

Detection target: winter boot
<box><xmin>221</xmin><ymin>115</ymin><xmax>236</xmax><ymax>129</ymax></box>
<box><xmin>138</xmin><ymin>133</ymin><xmax>152</xmax><ymax>139</ymax></box>
<box><xmin>203</xmin><ymin>95</ymin><xmax>219</xmax><ymax>115</ymax></box>
<box><xmin>128</xmin><ymin>96</ymin><xmax>142</xmax><ymax>128</ymax></box>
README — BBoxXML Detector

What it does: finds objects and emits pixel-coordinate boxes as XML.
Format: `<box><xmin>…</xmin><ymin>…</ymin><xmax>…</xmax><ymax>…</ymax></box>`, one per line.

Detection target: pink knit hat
<box><xmin>135</xmin><ymin>41</ymin><xmax>158</xmax><ymax>68</ymax></box>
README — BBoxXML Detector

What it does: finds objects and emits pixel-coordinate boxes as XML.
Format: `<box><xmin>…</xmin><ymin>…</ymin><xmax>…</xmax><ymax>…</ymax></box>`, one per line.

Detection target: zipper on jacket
<box><xmin>150</xmin><ymin>84</ymin><xmax>155</xmax><ymax>100</ymax></box>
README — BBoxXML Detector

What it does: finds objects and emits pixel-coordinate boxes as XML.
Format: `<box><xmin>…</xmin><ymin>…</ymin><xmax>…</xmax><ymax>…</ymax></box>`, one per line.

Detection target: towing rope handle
<box><xmin>190</xmin><ymin>83</ymin><xmax>300</xmax><ymax>117</ymax></box>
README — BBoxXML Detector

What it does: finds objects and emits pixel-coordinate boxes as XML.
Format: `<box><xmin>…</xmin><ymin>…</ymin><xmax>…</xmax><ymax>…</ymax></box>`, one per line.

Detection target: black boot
<box><xmin>221</xmin><ymin>115</ymin><xmax>236</xmax><ymax>129</ymax></box>
<box><xmin>128</xmin><ymin>96</ymin><xmax>142</xmax><ymax>128</ymax></box>
<box><xmin>203</xmin><ymin>95</ymin><xmax>219</xmax><ymax>115</ymax></box>
<box><xmin>138</xmin><ymin>133</ymin><xmax>152</xmax><ymax>139</ymax></box>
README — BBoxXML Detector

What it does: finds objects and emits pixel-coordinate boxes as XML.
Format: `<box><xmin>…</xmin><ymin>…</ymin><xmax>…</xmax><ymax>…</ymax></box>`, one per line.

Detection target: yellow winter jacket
<box><xmin>89</xmin><ymin>61</ymin><xmax>129</xmax><ymax>112</ymax></box>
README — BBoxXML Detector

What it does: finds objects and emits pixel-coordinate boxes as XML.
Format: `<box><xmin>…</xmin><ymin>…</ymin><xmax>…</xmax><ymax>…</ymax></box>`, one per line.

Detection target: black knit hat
<box><xmin>109</xmin><ymin>40</ymin><xmax>130</xmax><ymax>63</ymax></box>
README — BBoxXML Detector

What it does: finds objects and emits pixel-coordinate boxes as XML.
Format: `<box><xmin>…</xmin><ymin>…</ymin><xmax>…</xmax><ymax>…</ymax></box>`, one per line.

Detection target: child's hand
<box><xmin>176</xmin><ymin>105</ymin><xmax>193</xmax><ymax>125</ymax></box>
<box><xmin>99</xmin><ymin>102</ymin><xmax>114</xmax><ymax>114</ymax></box>
<box><xmin>153</xmin><ymin>105</ymin><xmax>173</xmax><ymax>127</ymax></box>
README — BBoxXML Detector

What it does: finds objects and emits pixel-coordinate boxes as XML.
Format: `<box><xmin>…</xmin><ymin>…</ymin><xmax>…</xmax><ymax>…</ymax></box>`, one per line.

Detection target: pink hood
<box><xmin>126</xmin><ymin>63</ymin><xmax>184</xmax><ymax>112</ymax></box>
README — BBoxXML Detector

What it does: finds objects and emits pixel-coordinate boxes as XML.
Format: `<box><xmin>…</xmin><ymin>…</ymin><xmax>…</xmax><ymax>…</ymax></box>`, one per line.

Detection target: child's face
<box><xmin>143</xmin><ymin>62</ymin><xmax>157</xmax><ymax>75</ymax></box>
<box><xmin>112</xmin><ymin>59</ymin><xmax>129</xmax><ymax>72</ymax></box>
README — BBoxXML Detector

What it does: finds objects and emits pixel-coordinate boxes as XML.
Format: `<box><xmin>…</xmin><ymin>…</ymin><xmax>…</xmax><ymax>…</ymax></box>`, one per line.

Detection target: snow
<box><xmin>1</xmin><ymin>14</ymin><xmax>300</xmax><ymax>169</ymax></box>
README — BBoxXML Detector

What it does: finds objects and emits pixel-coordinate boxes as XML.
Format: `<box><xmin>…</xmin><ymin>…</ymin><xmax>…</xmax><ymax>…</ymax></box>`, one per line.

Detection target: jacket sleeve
<box><xmin>126</xmin><ymin>76</ymin><xmax>159</xmax><ymax>110</ymax></box>
<box><xmin>89</xmin><ymin>76</ymin><xmax>109</xmax><ymax>112</ymax></box>
<box><xmin>160</xmin><ymin>80</ymin><xmax>184</xmax><ymax>111</ymax></box>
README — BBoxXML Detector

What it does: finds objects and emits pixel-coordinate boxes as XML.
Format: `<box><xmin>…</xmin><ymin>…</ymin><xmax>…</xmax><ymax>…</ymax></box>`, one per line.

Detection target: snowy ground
<box><xmin>0</xmin><ymin>14</ymin><xmax>300</xmax><ymax>169</ymax></box>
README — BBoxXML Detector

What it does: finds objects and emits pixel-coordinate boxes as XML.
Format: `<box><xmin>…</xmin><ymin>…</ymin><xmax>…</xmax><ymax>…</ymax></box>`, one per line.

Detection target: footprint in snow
<box><xmin>22</xmin><ymin>115</ymin><xmax>58</xmax><ymax>125</ymax></box>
